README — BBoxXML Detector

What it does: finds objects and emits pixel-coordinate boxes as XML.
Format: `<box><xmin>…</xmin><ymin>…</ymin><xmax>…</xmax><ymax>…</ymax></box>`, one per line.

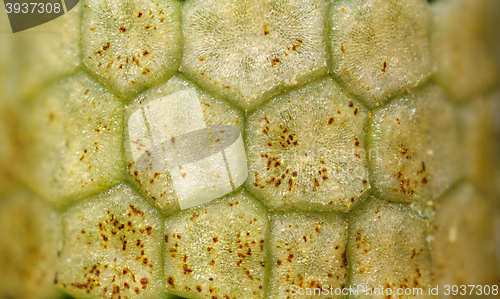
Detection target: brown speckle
<box><xmin>167</xmin><ymin>276</ymin><xmax>175</xmax><ymax>287</ymax></box>
<box><xmin>342</xmin><ymin>252</ymin><xmax>348</xmax><ymax>267</ymax></box>
<box><xmin>183</xmin><ymin>264</ymin><xmax>192</xmax><ymax>274</ymax></box>
<box><xmin>129</xmin><ymin>205</ymin><xmax>144</xmax><ymax>216</ymax></box>
<box><xmin>140</xmin><ymin>277</ymin><xmax>149</xmax><ymax>289</ymax></box>
<box><xmin>271</xmin><ymin>57</ymin><xmax>281</xmax><ymax>67</ymax></box>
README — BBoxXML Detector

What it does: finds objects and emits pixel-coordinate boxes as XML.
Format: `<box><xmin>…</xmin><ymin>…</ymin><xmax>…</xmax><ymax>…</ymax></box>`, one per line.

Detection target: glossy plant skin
<box><xmin>0</xmin><ymin>0</ymin><xmax>499</xmax><ymax>299</ymax></box>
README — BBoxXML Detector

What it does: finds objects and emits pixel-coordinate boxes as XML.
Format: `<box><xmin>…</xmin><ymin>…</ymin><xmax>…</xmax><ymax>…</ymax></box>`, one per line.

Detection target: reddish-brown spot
<box><xmin>140</xmin><ymin>278</ymin><xmax>149</xmax><ymax>289</ymax></box>
<box><xmin>129</xmin><ymin>205</ymin><xmax>144</xmax><ymax>216</ymax></box>
<box><xmin>271</xmin><ymin>57</ymin><xmax>281</xmax><ymax>67</ymax></box>
<box><xmin>183</xmin><ymin>264</ymin><xmax>192</xmax><ymax>274</ymax></box>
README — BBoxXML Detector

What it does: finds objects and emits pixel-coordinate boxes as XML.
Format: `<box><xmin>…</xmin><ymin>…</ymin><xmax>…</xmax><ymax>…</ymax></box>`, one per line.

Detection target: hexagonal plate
<box><xmin>125</xmin><ymin>75</ymin><xmax>246</xmax><ymax>215</ymax></box>
<box><xmin>18</xmin><ymin>2</ymin><xmax>81</xmax><ymax>98</ymax></box>
<box><xmin>432</xmin><ymin>0</ymin><xmax>499</xmax><ymax>101</ymax></box>
<box><xmin>367</xmin><ymin>85</ymin><xmax>461</xmax><ymax>205</ymax></box>
<box><xmin>329</xmin><ymin>0</ymin><xmax>432</xmax><ymax>108</ymax></box>
<box><xmin>180</xmin><ymin>0</ymin><xmax>328</xmax><ymax>110</ymax></box>
<box><xmin>21</xmin><ymin>72</ymin><xmax>124</xmax><ymax>207</ymax></box>
<box><xmin>56</xmin><ymin>183</ymin><xmax>165</xmax><ymax>299</ymax></box>
<box><xmin>164</xmin><ymin>190</ymin><xmax>267</xmax><ymax>299</ymax></box>
<box><xmin>459</xmin><ymin>91</ymin><xmax>500</xmax><ymax>198</ymax></box>
<box><xmin>0</xmin><ymin>188</ymin><xmax>60</xmax><ymax>299</ymax></box>
<box><xmin>82</xmin><ymin>0</ymin><xmax>181</xmax><ymax>99</ymax></box>
<box><xmin>245</xmin><ymin>77</ymin><xmax>370</xmax><ymax>212</ymax></box>
<box><xmin>347</xmin><ymin>197</ymin><xmax>432</xmax><ymax>298</ymax></box>
<box><xmin>268</xmin><ymin>212</ymin><xmax>348</xmax><ymax>298</ymax></box>
<box><xmin>430</xmin><ymin>183</ymin><xmax>499</xmax><ymax>294</ymax></box>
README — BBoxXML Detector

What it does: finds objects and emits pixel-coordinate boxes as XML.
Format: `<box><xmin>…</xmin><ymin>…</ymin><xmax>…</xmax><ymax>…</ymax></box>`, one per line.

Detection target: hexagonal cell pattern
<box><xmin>56</xmin><ymin>183</ymin><xmax>165</xmax><ymax>299</ymax></box>
<box><xmin>18</xmin><ymin>2</ymin><xmax>81</xmax><ymax>98</ymax></box>
<box><xmin>430</xmin><ymin>183</ymin><xmax>499</xmax><ymax>295</ymax></box>
<box><xmin>245</xmin><ymin>77</ymin><xmax>370</xmax><ymax>212</ymax></box>
<box><xmin>268</xmin><ymin>212</ymin><xmax>348</xmax><ymax>298</ymax></box>
<box><xmin>347</xmin><ymin>197</ymin><xmax>432</xmax><ymax>298</ymax></box>
<box><xmin>125</xmin><ymin>75</ymin><xmax>245</xmax><ymax>215</ymax></box>
<box><xmin>82</xmin><ymin>0</ymin><xmax>181</xmax><ymax>99</ymax></box>
<box><xmin>180</xmin><ymin>0</ymin><xmax>328</xmax><ymax>110</ymax></box>
<box><xmin>367</xmin><ymin>85</ymin><xmax>461</xmax><ymax>205</ymax></box>
<box><xmin>459</xmin><ymin>91</ymin><xmax>500</xmax><ymax>198</ymax></box>
<box><xmin>21</xmin><ymin>72</ymin><xmax>124</xmax><ymax>207</ymax></box>
<box><xmin>328</xmin><ymin>0</ymin><xmax>432</xmax><ymax>108</ymax></box>
<box><xmin>164</xmin><ymin>190</ymin><xmax>267</xmax><ymax>299</ymax></box>
<box><xmin>432</xmin><ymin>0</ymin><xmax>499</xmax><ymax>101</ymax></box>
<box><xmin>0</xmin><ymin>188</ymin><xmax>60</xmax><ymax>299</ymax></box>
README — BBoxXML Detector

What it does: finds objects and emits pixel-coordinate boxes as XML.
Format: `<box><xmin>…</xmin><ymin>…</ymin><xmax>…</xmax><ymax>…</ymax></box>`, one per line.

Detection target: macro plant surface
<box><xmin>0</xmin><ymin>0</ymin><xmax>500</xmax><ymax>299</ymax></box>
